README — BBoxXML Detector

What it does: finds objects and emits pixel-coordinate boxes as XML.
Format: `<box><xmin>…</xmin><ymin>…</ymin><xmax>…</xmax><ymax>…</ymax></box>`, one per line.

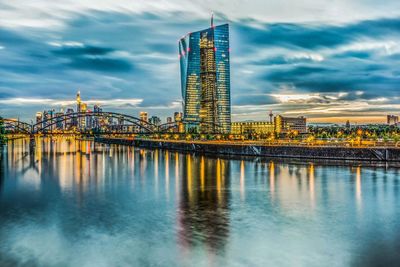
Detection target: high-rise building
<box><xmin>179</xmin><ymin>17</ymin><xmax>231</xmax><ymax>133</ymax></box>
<box><xmin>174</xmin><ymin>112</ymin><xmax>183</xmax><ymax>122</ymax></box>
<box><xmin>166</xmin><ymin>117</ymin><xmax>173</xmax><ymax>124</ymax></box>
<box><xmin>55</xmin><ymin>112</ymin><xmax>64</xmax><ymax>130</ymax></box>
<box><xmin>76</xmin><ymin>91</ymin><xmax>81</xmax><ymax>113</ymax></box>
<box><xmin>139</xmin><ymin>112</ymin><xmax>148</xmax><ymax>123</ymax></box>
<box><xmin>80</xmin><ymin>103</ymin><xmax>87</xmax><ymax>130</ymax></box>
<box><xmin>35</xmin><ymin>112</ymin><xmax>43</xmax><ymax>124</ymax></box>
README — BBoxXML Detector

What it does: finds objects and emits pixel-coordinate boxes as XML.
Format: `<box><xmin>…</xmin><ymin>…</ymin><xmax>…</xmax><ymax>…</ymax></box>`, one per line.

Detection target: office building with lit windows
<box><xmin>179</xmin><ymin>19</ymin><xmax>231</xmax><ymax>134</ymax></box>
<box><xmin>274</xmin><ymin>115</ymin><xmax>307</xmax><ymax>134</ymax></box>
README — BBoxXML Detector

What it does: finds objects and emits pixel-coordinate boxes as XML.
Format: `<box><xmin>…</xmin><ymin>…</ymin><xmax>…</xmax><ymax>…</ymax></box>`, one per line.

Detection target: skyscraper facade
<box><xmin>179</xmin><ymin>21</ymin><xmax>231</xmax><ymax>133</ymax></box>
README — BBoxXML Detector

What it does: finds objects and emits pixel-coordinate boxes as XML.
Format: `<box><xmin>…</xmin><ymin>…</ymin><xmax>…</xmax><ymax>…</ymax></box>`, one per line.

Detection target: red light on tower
<box><xmin>187</xmin><ymin>47</ymin><xmax>191</xmax><ymax>52</ymax></box>
<box><xmin>214</xmin><ymin>47</ymin><xmax>217</xmax><ymax>52</ymax></box>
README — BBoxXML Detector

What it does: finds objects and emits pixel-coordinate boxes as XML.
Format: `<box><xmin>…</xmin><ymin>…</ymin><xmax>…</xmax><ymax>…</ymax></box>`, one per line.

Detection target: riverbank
<box><xmin>95</xmin><ymin>137</ymin><xmax>400</xmax><ymax>163</ymax></box>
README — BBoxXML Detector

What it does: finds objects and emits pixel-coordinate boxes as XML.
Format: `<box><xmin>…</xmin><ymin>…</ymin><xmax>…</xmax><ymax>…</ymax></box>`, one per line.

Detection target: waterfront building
<box><xmin>387</xmin><ymin>115</ymin><xmax>399</xmax><ymax>125</ymax></box>
<box><xmin>43</xmin><ymin>109</ymin><xmax>55</xmax><ymax>131</ymax></box>
<box><xmin>139</xmin><ymin>112</ymin><xmax>148</xmax><ymax>123</ymax></box>
<box><xmin>80</xmin><ymin>103</ymin><xmax>87</xmax><ymax>130</ymax></box>
<box><xmin>174</xmin><ymin>112</ymin><xmax>183</xmax><ymax>122</ymax></box>
<box><xmin>76</xmin><ymin>91</ymin><xmax>81</xmax><ymax>113</ymax></box>
<box><xmin>274</xmin><ymin>115</ymin><xmax>307</xmax><ymax>134</ymax></box>
<box><xmin>35</xmin><ymin>112</ymin><xmax>42</xmax><ymax>124</ymax></box>
<box><xmin>231</xmin><ymin>121</ymin><xmax>275</xmax><ymax>135</ymax></box>
<box><xmin>93</xmin><ymin>105</ymin><xmax>102</xmax><ymax>129</ymax></box>
<box><xmin>55</xmin><ymin>112</ymin><xmax>64</xmax><ymax>130</ymax></box>
<box><xmin>179</xmin><ymin>17</ymin><xmax>231</xmax><ymax>134</ymax></box>
<box><xmin>65</xmin><ymin>108</ymin><xmax>75</xmax><ymax>129</ymax></box>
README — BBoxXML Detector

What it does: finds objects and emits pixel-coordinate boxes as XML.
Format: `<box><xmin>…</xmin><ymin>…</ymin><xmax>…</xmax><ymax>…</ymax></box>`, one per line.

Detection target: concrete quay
<box><xmin>94</xmin><ymin>138</ymin><xmax>400</xmax><ymax>162</ymax></box>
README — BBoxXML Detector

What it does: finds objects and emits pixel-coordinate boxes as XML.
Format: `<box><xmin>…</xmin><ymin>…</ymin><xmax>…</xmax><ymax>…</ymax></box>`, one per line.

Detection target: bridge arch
<box><xmin>32</xmin><ymin>111</ymin><xmax>157</xmax><ymax>134</ymax></box>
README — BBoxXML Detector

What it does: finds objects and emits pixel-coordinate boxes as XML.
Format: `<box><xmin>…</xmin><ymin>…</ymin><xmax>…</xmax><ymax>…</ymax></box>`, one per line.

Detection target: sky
<box><xmin>0</xmin><ymin>0</ymin><xmax>400</xmax><ymax>124</ymax></box>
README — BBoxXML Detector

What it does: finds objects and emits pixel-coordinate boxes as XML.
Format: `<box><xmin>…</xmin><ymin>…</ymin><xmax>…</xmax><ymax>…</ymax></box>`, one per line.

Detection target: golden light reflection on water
<box><xmin>309</xmin><ymin>163</ymin><xmax>315</xmax><ymax>208</ymax></box>
<box><xmin>240</xmin><ymin>160</ymin><xmax>245</xmax><ymax>200</ymax></box>
<box><xmin>269</xmin><ymin>161</ymin><xmax>275</xmax><ymax>199</ymax></box>
<box><xmin>165</xmin><ymin>151</ymin><xmax>169</xmax><ymax>200</ymax></box>
<box><xmin>356</xmin><ymin>166</ymin><xmax>362</xmax><ymax>210</ymax></box>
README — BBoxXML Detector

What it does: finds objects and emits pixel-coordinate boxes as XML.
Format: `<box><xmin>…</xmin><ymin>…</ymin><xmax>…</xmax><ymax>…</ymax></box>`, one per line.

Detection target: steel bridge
<box><xmin>1</xmin><ymin>111</ymin><xmax>223</xmax><ymax>136</ymax></box>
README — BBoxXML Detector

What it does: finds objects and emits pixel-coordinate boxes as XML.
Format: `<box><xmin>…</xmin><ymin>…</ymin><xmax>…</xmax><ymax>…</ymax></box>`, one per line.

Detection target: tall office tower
<box><xmin>179</xmin><ymin>17</ymin><xmax>231</xmax><ymax>133</ymax></box>
<box><xmin>35</xmin><ymin>112</ymin><xmax>43</xmax><ymax>124</ymax></box>
<box><xmin>139</xmin><ymin>112</ymin><xmax>148</xmax><ymax>123</ymax></box>
<box><xmin>76</xmin><ymin>91</ymin><xmax>82</xmax><ymax>129</ymax></box>
<box><xmin>174</xmin><ymin>112</ymin><xmax>183</xmax><ymax>122</ymax></box>
<box><xmin>66</xmin><ymin>108</ymin><xmax>75</xmax><ymax>129</ymax></box>
<box><xmin>76</xmin><ymin>91</ymin><xmax>81</xmax><ymax>113</ymax></box>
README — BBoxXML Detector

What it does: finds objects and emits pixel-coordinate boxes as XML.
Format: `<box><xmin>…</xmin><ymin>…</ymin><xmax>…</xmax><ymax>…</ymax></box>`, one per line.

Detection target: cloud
<box><xmin>0</xmin><ymin>3</ymin><xmax>399</xmax><ymax>123</ymax></box>
<box><xmin>0</xmin><ymin>97</ymin><xmax>143</xmax><ymax>108</ymax></box>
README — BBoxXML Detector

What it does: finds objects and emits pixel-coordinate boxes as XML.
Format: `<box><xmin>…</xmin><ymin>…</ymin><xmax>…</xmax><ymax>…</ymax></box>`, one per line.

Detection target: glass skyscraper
<box><xmin>179</xmin><ymin>23</ymin><xmax>231</xmax><ymax>133</ymax></box>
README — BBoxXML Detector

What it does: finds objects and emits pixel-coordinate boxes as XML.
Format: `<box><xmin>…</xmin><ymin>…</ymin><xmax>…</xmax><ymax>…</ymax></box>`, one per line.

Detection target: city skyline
<box><xmin>1</xmin><ymin>1</ymin><xmax>400</xmax><ymax>123</ymax></box>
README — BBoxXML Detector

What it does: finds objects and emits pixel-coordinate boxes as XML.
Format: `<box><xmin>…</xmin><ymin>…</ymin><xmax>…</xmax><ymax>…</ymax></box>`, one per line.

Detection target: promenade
<box><xmin>95</xmin><ymin>137</ymin><xmax>400</xmax><ymax>163</ymax></box>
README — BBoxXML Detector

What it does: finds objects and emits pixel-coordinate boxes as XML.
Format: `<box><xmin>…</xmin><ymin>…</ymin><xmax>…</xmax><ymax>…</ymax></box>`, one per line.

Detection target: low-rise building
<box><xmin>274</xmin><ymin>115</ymin><xmax>307</xmax><ymax>134</ymax></box>
<box><xmin>231</xmin><ymin>121</ymin><xmax>274</xmax><ymax>135</ymax></box>
<box><xmin>387</xmin><ymin>115</ymin><xmax>399</xmax><ymax>125</ymax></box>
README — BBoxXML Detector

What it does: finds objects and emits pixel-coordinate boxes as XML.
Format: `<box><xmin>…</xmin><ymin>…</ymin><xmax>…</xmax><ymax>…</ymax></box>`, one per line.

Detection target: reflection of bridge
<box><xmin>2</xmin><ymin>111</ymin><xmax>223</xmax><ymax>135</ymax></box>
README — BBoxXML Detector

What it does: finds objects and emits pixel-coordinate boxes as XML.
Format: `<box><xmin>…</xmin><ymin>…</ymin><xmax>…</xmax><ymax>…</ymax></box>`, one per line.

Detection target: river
<box><xmin>1</xmin><ymin>137</ymin><xmax>400</xmax><ymax>266</ymax></box>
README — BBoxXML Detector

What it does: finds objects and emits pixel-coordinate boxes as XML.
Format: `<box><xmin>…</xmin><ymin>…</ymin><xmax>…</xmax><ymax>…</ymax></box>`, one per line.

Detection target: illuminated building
<box><xmin>179</xmin><ymin>16</ymin><xmax>231</xmax><ymax>133</ymax></box>
<box><xmin>80</xmin><ymin>103</ymin><xmax>87</xmax><ymax>130</ymax></box>
<box><xmin>274</xmin><ymin>115</ymin><xmax>307</xmax><ymax>134</ymax></box>
<box><xmin>139</xmin><ymin>112</ymin><xmax>148</xmax><ymax>123</ymax></box>
<box><xmin>43</xmin><ymin>109</ymin><xmax>55</xmax><ymax>131</ymax></box>
<box><xmin>174</xmin><ymin>112</ymin><xmax>183</xmax><ymax>122</ymax></box>
<box><xmin>66</xmin><ymin>108</ymin><xmax>75</xmax><ymax>129</ymax></box>
<box><xmin>387</xmin><ymin>115</ymin><xmax>399</xmax><ymax>125</ymax></box>
<box><xmin>93</xmin><ymin>105</ymin><xmax>102</xmax><ymax>129</ymax></box>
<box><xmin>55</xmin><ymin>111</ymin><xmax>64</xmax><ymax>130</ymax></box>
<box><xmin>35</xmin><ymin>112</ymin><xmax>42</xmax><ymax>124</ymax></box>
<box><xmin>231</xmin><ymin>121</ymin><xmax>275</xmax><ymax>135</ymax></box>
<box><xmin>76</xmin><ymin>91</ymin><xmax>81</xmax><ymax>113</ymax></box>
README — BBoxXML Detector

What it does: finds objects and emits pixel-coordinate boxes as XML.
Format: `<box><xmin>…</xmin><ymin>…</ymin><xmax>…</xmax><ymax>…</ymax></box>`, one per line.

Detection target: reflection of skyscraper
<box><xmin>179</xmin><ymin>18</ymin><xmax>231</xmax><ymax>133</ymax></box>
<box><xmin>178</xmin><ymin>155</ymin><xmax>230</xmax><ymax>251</ymax></box>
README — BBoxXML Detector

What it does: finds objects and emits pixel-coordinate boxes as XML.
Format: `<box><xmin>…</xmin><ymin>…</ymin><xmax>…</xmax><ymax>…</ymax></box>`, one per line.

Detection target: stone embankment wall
<box><xmin>95</xmin><ymin>138</ymin><xmax>400</xmax><ymax>162</ymax></box>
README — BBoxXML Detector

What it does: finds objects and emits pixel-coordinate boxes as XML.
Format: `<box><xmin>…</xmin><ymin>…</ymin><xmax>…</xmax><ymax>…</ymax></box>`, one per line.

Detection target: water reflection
<box><xmin>1</xmin><ymin>138</ymin><xmax>400</xmax><ymax>266</ymax></box>
<box><xmin>178</xmin><ymin>155</ymin><xmax>230</xmax><ymax>253</ymax></box>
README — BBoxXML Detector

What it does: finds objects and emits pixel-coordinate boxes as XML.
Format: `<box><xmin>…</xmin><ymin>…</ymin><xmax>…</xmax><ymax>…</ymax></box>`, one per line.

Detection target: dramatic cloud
<box><xmin>0</xmin><ymin>0</ymin><xmax>400</xmax><ymax>123</ymax></box>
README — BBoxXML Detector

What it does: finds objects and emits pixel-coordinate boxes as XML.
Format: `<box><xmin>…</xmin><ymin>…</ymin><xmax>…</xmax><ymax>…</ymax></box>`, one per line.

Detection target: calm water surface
<box><xmin>1</xmin><ymin>138</ymin><xmax>400</xmax><ymax>267</ymax></box>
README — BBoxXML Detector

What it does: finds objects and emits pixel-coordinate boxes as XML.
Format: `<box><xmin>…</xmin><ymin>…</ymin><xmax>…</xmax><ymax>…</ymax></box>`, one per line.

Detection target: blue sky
<box><xmin>0</xmin><ymin>0</ymin><xmax>400</xmax><ymax>123</ymax></box>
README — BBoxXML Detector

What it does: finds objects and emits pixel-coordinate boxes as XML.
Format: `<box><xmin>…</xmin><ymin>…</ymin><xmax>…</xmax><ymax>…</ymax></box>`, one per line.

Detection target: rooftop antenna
<box><xmin>211</xmin><ymin>12</ymin><xmax>214</xmax><ymax>27</ymax></box>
